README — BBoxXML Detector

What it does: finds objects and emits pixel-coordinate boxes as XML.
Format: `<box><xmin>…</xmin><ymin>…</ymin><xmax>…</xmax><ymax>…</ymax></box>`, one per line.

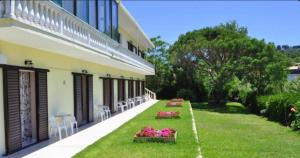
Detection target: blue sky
<box><xmin>123</xmin><ymin>1</ymin><xmax>300</xmax><ymax>46</ymax></box>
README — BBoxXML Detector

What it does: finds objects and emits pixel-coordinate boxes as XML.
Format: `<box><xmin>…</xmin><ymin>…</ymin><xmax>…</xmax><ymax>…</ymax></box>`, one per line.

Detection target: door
<box><xmin>103</xmin><ymin>78</ymin><xmax>114</xmax><ymax>112</ymax></box>
<box><xmin>19</xmin><ymin>71</ymin><xmax>37</xmax><ymax>147</ymax></box>
<box><xmin>118</xmin><ymin>79</ymin><xmax>125</xmax><ymax>101</ymax></box>
<box><xmin>73</xmin><ymin>73</ymin><xmax>93</xmax><ymax>127</ymax></box>
<box><xmin>3</xmin><ymin>66</ymin><xmax>49</xmax><ymax>155</ymax></box>
<box><xmin>81</xmin><ymin>75</ymin><xmax>88</xmax><ymax>125</ymax></box>
<box><xmin>128</xmin><ymin>80</ymin><xmax>134</xmax><ymax>98</ymax></box>
<box><xmin>135</xmin><ymin>80</ymin><xmax>140</xmax><ymax>97</ymax></box>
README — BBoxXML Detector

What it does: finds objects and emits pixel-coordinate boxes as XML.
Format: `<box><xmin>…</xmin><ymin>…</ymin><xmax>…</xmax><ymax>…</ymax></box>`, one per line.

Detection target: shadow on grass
<box><xmin>191</xmin><ymin>102</ymin><xmax>250</xmax><ymax>114</ymax></box>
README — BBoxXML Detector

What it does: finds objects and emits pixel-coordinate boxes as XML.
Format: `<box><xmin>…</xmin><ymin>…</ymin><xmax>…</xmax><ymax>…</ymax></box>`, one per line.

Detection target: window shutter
<box><xmin>87</xmin><ymin>75</ymin><xmax>93</xmax><ymax>122</ymax></box>
<box><xmin>3</xmin><ymin>68</ymin><xmax>22</xmax><ymax>154</ymax></box>
<box><xmin>110</xmin><ymin>79</ymin><xmax>114</xmax><ymax>112</ymax></box>
<box><xmin>141</xmin><ymin>81</ymin><xmax>145</xmax><ymax>95</ymax></box>
<box><xmin>73</xmin><ymin>74</ymin><xmax>82</xmax><ymax>125</ymax></box>
<box><xmin>36</xmin><ymin>71</ymin><xmax>49</xmax><ymax>142</ymax></box>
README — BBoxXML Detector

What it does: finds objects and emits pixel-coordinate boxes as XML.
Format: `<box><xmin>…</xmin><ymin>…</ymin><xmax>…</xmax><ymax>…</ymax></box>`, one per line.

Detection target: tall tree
<box><xmin>170</xmin><ymin>21</ymin><xmax>288</xmax><ymax>106</ymax></box>
<box><xmin>145</xmin><ymin>36</ymin><xmax>176</xmax><ymax>98</ymax></box>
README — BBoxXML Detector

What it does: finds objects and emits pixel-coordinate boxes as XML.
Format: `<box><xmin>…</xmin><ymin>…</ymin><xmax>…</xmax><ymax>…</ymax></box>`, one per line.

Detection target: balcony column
<box><xmin>39</xmin><ymin>3</ymin><xmax>45</xmax><ymax>27</ymax></box>
<box><xmin>28</xmin><ymin>0</ymin><xmax>34</xmax><ymax>22</ymax></box>
<box><xmin>33</xmin><ymin>0</ymin><xmax>40</xmax><ymax>24</ymax></box>
<box><xmin>21</xmin><ymin>0</ymin><xmax>28</xmax><ymax>19</ymax></box>
<box><xmin>15</xmin><ymin>0</ymin><xmax>22</xmax><ymax>18</ymax></box>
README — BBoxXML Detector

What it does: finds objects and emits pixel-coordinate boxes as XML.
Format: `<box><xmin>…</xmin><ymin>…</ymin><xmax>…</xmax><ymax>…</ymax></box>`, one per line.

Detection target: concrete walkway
<box><xmin>11</xmin><ymin>100</ymin><xmax>158</xmax><ymax>158</ymax></box>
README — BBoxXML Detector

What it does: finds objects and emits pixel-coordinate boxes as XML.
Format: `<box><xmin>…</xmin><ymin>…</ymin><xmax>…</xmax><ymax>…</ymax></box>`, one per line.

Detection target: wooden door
<box><xmin>73</xmin><ymin>73</ymin><xmax>93</xmax><ymax>126</ymax></box>
<box><xmin>103</xmin><ymin>78</ymin><xmax>114</xmax><ymax>111</ymax></box>
<box><xmin>118</xmin><ymin>79</ymin><xmax>125</xmax><ymax>101</ymax></box>
<box><xmin>81</xmin><ymin>75</ymin><xmax>88</xmax><ymax>125</ymax></box>
<box><xmin>3</xmin><ymin>68</ymin><xmax>22</xmax><ymax>154</ymax></box>
<box><xmin>3</xmin><ymin>67</ymin><xmax>49</xmax><ymax>155</ymax></box>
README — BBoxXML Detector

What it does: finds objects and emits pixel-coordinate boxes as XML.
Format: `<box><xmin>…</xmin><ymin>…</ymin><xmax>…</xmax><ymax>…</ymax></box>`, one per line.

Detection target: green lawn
<box><xmin>192</xmin><ymin>102</ymin><xmax>300</xmax><ymax>158</ymax></box>
<box><xmin>75</xmin><ymin>101</ymin><xmax>198</xmax><ymax>158</ymax></box>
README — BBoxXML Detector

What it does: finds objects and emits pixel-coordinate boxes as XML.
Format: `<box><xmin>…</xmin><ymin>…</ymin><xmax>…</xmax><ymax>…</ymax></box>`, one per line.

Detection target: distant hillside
<box><xmin>277</xmin><ymin>45</ymin><xmax>300</xmax><ymax>64</ymax></box>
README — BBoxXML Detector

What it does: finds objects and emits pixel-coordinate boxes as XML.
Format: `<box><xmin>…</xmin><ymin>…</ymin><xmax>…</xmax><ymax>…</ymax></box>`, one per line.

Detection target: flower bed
<box><xmin>156</xmin><ymin>111</ymin><xmax>180</xmax><ymax>119</ymax></box>
<box><xmin>171</xmin><ymin>98</ymin><xmax>184</xmax><ymax>102</ymax></box>
<box><xmin>166</xmin><ymin>101</ymin><xmax>183</xmax><ymax>107</ymax></box>
<box><xmin>133</xmin><ymin>127</ymin><xmax>177</xmax><ymax>143</ymax></box>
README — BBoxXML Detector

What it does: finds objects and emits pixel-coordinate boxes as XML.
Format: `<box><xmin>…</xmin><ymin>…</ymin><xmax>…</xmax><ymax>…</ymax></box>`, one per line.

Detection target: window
<box><xmin>76</xmin><ymin>0</ymin><xmax>89</xmax><ymax>23</ymax></box>
<box><xmin>97</xmin><ymin>0</ymin><xmax>105</xmax><ymax>32</ymax></box>
<box><xmin>128</xmin><ymin>41</ymin><xmax>134</xmax><ymax>52</ymax></box>
<box><xmin>52</xmin><ymin>0</ymin><xmax>62</xmax><ymax>6</ymax></box>
<box><xmin>62</xmin><ymin>0</ymin><xmax>75</xmax><ymax>14</ymax></box>
<box><xmin>111</xmin><ymin>0</ymin><xmax>119</xmax><ymax>41</ymax></box>
<box><xmin>89</xmin><ymin>0</ymin><xmax>97</xmax><ymax>28</ymax></box>
<box><xmin>139</xmin><ymin>49</ymin><xmax>145</xmax><ymax>58</ymax></box>
<box><xmin>105</xmin><ymin>0</ymin><xmax>112</xmax><ymax>36</ymax></box>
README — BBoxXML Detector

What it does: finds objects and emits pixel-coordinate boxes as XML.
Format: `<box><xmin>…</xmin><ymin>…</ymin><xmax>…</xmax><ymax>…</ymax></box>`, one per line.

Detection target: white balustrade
<box><xmin>0</xmin><ymin>0</ymin><xmax>154</xmax><ymax>69</ymax></box>
<box><xmin>145</xmin><ymin>88</ymin><xmax>156</xmax><ymax>100</ymax></box>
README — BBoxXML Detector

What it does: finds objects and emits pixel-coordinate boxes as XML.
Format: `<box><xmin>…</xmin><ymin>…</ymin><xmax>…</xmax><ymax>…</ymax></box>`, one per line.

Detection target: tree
<box><xmin>145</xmin><ymin>36</ymin><xmax>176</xmax><ymax>98</ymax></box>
<box><xmin>170</xmin><ymin>21</ymin><xmax>288</xmax><ymax>106</ymax></box>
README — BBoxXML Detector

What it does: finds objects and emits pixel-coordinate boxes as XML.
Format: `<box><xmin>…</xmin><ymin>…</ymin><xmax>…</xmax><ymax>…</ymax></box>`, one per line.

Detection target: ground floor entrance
<box><xmin>2</xmin><ymin>65</ymin><xmax>49</xmax><ymax>155</ymax></box>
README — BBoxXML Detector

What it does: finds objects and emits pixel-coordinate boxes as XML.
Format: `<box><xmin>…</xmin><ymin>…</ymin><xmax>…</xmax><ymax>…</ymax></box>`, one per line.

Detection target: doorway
<box><xmin>103</xmin><ymin>78</ymin><xmax>114</xmax><ymax>112</ymax></box>
<box><xmin>19</xmin><ymin>70</ymin><xmax>37</xmax><ymax>147</ymax></box>
<box><xmin>73</xmin><ymin>73</ymin><xmax>93</xmax><ymax>127</ymax></box>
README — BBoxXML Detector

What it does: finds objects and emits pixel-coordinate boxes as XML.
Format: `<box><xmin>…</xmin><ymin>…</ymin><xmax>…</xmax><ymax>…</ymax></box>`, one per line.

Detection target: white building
<box><xmin>0</xmin><ymin>0</ymin><xmax>155</xmax><ymax>155</ymax></box>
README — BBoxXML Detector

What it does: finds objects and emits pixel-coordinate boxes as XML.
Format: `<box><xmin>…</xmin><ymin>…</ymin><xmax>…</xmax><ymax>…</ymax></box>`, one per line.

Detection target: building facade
<box><xmin>0</xmin><ymin>0</ymin><xmax>155</xmax><ymax>155</ymax></box>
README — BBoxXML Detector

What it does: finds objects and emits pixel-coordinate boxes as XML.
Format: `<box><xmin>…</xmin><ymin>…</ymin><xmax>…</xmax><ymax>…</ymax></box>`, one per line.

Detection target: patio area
<box><xmin>4</xmin><ymin>100</ymin><xmax>158</xmax><ymax>158</ymax></box>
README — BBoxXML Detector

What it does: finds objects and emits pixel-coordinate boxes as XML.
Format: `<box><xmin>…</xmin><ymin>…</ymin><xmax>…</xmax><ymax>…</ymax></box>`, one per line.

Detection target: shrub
<box><xmin>176</xmin><ymin>89</ymin><xmax>196</xmax><ymax>102</ymax></box>
<box><xmin>256</xmin><ymin>93</ymin><xmax>300</xmax><ymax>125</ymax></box>
<box><xmin>291</xmin><ymin>112</ymin><xmax>300</xmax><ymax>130</ymax></box>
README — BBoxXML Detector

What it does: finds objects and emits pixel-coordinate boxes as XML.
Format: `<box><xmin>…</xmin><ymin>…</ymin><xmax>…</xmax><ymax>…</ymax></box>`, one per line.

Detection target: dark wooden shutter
<box><xmin>36</xmin><ymin>71</ymin><xmax>49</xmax><ymax>142</ymax></box>
<box><xmin>118</xmin><ymin>79</ymin><xmax>125</xmax><ymax>101</ymax></box>
<box><xmin>141</xmin><ymin>81</ymin><xmax>145</xmax><ymax>95</ymax></box>
<box><xmin>135</xmin><ymin>81</ymin><xmax>140</xmax><ymax>96</ymax></box>
<box><xmin>87</xmin><ymin>75</ymin><xmax>93</xmax><ymax>122</ymax></box>
<box><xmin>110</xmin><ymin>79</ymin><xmax>114</xmax><ymax>112</ymax></box>
<box><xmin>128</xmin><ymin>80</ymin><xmax>133</xmax><ymax>98</ymax></box>
<box><xmin>73</xmin><ymin>74</ymin><xmax>82</xmax><ymax>125</ymax></box>
<box><xmin>3</xmin><ymin>68</ymin><xmax>22</xmax><ymax>154</ymax></box>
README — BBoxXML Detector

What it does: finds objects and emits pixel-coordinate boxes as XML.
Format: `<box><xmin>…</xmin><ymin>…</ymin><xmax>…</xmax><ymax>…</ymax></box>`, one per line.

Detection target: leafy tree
<box><xmin>170</xmin><ymin>21</ymin><xmax>288</xmax><ymax>106</ymax></box>
<box><xmin>145</xmin><ymin>36</ymin><xmax>176</xmax><ymax>98</ymax></box>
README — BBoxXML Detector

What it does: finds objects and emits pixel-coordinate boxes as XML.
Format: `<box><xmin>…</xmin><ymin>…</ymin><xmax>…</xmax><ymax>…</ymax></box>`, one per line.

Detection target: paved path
<box><xmin>14</xmin><ymin>100</ymin><xmax>158</xmax><ymax>158</ymax></box>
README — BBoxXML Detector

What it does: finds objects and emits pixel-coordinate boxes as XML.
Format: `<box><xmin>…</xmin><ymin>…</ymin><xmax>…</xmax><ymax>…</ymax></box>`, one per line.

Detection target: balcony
<box><xmin>0</xmin><ymin>0</ymin><xmax>154</xmax><ymax>75</ymax></box>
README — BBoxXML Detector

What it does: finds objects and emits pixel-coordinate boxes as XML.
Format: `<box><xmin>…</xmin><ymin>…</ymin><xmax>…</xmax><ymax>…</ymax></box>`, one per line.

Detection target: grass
<box><xmin>192</xmin><ymin>102</ymin><xmax>300</xmax><ymax>158</ymax></box>
<box><xmin>75</xmin><ymin>101</ymin><xmax>198</xmax><ymax>158</ymax></box>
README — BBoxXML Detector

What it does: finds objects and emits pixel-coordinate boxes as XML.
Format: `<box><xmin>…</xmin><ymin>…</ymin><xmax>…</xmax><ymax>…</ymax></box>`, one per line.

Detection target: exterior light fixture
<box><xmin>106</xmin><ymin>74</ymin><xmax>111</xmax><ymax>77</ymax></box>
<box><xmin>82</xmin><ymin>69</ymin><xmax>88</xmax><ymax>74</ymax></box>
<box><xmin>24</xmin><ymin>60</ymin><xmax>33</xmax><ymax>67</ymax></box>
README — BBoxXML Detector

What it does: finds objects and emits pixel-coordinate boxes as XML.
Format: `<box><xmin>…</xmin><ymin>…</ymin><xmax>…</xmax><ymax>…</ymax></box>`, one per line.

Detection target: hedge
<box><xmin>256</xmin><ymin>93</ymin><xmax>300</xmax><ymax>125</ymax></box>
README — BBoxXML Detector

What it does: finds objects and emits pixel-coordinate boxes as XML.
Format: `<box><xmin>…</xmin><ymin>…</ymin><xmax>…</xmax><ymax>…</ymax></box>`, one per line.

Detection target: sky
<box><xmin>123</xmin><ymin>0</ymin><xmax>300</xmax><ymax>46</ymax></box>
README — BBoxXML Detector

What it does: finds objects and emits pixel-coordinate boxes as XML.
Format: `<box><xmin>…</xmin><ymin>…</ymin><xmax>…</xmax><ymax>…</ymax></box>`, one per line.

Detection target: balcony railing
<box><xmin>0</xmin><ymin>0</ymin><xmax>154</xmax><ymax>70</ymax></box>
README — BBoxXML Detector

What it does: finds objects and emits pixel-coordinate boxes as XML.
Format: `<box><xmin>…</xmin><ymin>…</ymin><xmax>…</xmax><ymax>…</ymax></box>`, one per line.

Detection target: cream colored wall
<box><xmin>0</xmin><ymin>40</ymin><xmax>145</xmax><ymax>154</ymax></box>
<box><xmin>125</xmin><ymin>80</ymin><xmax>128</xmax><ymax>99</ymax></box>
<box><xmin>47</xmin><ymin>68</ymin><xmax>74</xmax><ymax>117</ymax></box>
<box><xmin>98</xmin><ymin>79</ymin><xmax>104</xmax><ymax>105</ymax></box>
<box><xmin>119</xmin><ymin>27</ymin><xmax>147</xmax><ymax>51</ymax></box>
<box><xmin>0</xmin><ymin>68</ymin><xmax>5</xmax><ymax>155</ymax></box>
<box><xmin>113</xmin><ymin>79</ymin><xmax>118</xmax><ymax>112</ymax></box>
<box><xmin>133</xmin><ymin>81</ymin><xmax>136</xmax><ymax>97</ymax></box>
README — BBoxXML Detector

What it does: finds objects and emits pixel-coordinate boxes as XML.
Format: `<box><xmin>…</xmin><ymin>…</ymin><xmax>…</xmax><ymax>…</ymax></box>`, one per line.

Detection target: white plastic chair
<box><xmin>103</xmin><ymin>106</ymin><xmax>111</xmax><ymax>118</ymax></box>
<box><xmin>128</xmin><ymin>98</ymin><xmax>135</xmax><ymax>108</ymax></box>
<box><xmin>65</xmin><ymin>116</ymin><xmax>78</xmax><ymax>135</ymax></box>
<box><xmin>117</xmin><ymin>101</ymin><xmax>128</xmax><ymax>112</ymax></box>
<box><xmin>96</xmin><ymin>105</ymin><xmax>106</xmax><ymax>121</ymax></box>
<box><xmin>49</xmin><ymin>116</ymin><xmax>68</xmax><ymax>140</ymax></box>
